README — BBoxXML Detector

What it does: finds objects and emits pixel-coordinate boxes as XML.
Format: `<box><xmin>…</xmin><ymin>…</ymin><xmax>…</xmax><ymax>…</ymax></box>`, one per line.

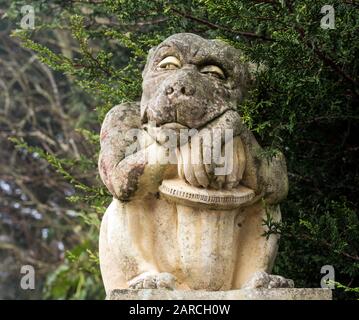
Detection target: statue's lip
<box><xmin>143</xmin><ymin>122</ymin><xmax>189</xmax><ymax>130</ymax></box>
<box><xmin>159</xmin><ymin>122</ymin><xmax>189</xmax><ymax>130</ymax></box>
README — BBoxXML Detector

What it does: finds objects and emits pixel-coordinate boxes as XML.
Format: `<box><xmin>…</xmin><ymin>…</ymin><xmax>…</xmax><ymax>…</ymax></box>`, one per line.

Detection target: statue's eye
<box><xmin>200</xmin><ymin>65</ymin><xmax>225</xmax><ymax>79</ymax></box>
<box><xmin>157</xmin><ymin>56</ymin><xmax>182</xmax><ymax>70</ymax></box>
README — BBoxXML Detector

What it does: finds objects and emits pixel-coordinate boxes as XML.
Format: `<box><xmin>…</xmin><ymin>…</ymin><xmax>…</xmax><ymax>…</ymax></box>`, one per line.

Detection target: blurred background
<box><xmin>0</xmin><ymin>0</ymin><xmax>358</xmax><ymax>299</ymax></box>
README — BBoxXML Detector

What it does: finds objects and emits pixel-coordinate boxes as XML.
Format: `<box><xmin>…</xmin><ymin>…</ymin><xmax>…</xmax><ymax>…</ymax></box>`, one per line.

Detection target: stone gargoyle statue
<box><xmin>98</xmin><ymin>33</ymin><xmax>293</xmax><ymax>295</ymax></box>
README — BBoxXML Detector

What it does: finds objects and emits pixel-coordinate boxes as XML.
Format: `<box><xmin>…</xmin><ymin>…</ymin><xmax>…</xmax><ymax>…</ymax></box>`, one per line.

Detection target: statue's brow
<box><xmin>192</xmin><ymin>47</ymin><xmax>200</xmax><ymax>58</ymax></box>
<box><xmin>156</xmin><ymin>42</ymin><xmax>182</xmax><ymax>55</ymax></box>
<box><xmin>187</xmin><ymin>46</ymin><xmax>226</xmax><ymax>67</ymax></box>
<box><xmin>195</xmin><ymin>53</ymin><xmax>225</xmax><ymax>68</ymax></box>
<box><xmin>157</xmin><ymin>44</ymin><xmax>171</xmax><ymax>51</ymax></box>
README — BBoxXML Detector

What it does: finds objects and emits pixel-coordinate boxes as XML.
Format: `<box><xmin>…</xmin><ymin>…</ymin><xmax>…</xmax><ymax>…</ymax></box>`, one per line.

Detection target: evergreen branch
<box><xmin>170</xmin><ymin>8</ymin><xmax>273</xmax><ymax>41</ymax></box>
<box><xmin>343</xmin><ymin>0</ymin><xmax>359</xmax><ymax>8</ymax></box>
<box><xmin>296</xmin><ymin>27</ymin><xmax>359</xmax><ymax>94</ymax></box>
<box><xmin>285</xmin><ymin>233</ymin><xmax>359</xmax><ymax>262</ymax></box>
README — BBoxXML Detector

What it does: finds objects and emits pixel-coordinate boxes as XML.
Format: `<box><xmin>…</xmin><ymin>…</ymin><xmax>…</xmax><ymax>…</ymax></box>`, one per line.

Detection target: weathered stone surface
<box><xmin>107</xmin><ymin>288</ymin><xmax>332</xmax><ymax>300</ymax></box>
<box><xmin>98</xmin><ymin>33</ymin><xmax>291</xmax><ymax>295</ymax></box>
<box><xmin>242</xmin><ymin>271</ymin><xmax>294</xmax><ymax>289</ymax></box>
<box><xmin>159</xmin><ymin>178</ymin><xmax>255</xmax><ymax>210</ymax></box>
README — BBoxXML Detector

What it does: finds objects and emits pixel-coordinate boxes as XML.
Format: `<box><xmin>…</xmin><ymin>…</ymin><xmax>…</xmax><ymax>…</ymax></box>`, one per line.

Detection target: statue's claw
<box><xmin>242</xmin><ymin>271</ymin><xmax>294</xmax><ymax>289</ymax></box>
<box><xmin>128</xmin><ymin>272</ymin><xmax>176</xmax><ymax>290</ymax></box>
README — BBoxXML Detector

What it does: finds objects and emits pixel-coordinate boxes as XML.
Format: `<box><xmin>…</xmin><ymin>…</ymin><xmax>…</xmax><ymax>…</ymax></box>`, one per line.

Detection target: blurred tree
<box><xmin>1</xmin><ymin>0</ymin><xmax>358</xmax><ymax>299</ymax></box>
<box><xmin>0</xmin><ymin>0</ymin><xmax>104</xmax><ymax>299</ymax></box>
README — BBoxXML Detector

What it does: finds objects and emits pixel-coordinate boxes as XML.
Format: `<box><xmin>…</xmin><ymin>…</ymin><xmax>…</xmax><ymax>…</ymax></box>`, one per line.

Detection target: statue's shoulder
<box><xmin>104</xmin><ymin>101</ymin><xmax>140</xmax><ymax>120</ymax></box>
<box><xmin>102</xmin><ymin>101</ymin><xmax>141</xmax><ymax>130</ymax></box>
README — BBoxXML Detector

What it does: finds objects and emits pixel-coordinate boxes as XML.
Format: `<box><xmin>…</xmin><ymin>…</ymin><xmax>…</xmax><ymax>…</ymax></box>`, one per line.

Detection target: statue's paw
<box><xmin>242</xmin><ymin>271</ymin><xmax>294</xmax><ymax>289</ymax></box>
<box><xmin>128</xmin><ymin>272</ymin><xmax>176</xmax><ymax>290</ymax></box>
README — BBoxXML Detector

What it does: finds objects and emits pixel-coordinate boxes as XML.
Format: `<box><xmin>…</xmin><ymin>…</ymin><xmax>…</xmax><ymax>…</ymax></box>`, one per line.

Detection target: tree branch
<box><xmin>296</xmin><ymin>27</ymin><xmax>359</xmax><ymax>94</ymax></box>
<box><xmin>170</xmin><ymin>8</ymin><xmax>273</xmax><ymax>41</ymax></box>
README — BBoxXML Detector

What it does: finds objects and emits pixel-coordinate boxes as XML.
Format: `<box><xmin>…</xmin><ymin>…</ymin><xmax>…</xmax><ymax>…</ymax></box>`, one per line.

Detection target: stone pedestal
<box><xmin>107</xmin><ymin>288</ymin><xmax>332</xmax><ymax>300</ymax></box>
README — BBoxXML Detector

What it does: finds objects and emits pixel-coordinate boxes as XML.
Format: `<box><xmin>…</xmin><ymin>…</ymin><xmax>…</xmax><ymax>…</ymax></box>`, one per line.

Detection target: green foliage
<box><xmin>333</xmin><ymin>281</ymin><xmax>359</xmax><ymax>299</ymax></box>
<box><xmin>43</xmin><ymin>244</ymin><xmax>104</xmax><ymax>300</ymax></box>
<box><xmin>9</xmin><ymin>135</ymin><xmax>109</xmax><ymax>300</ymax></box>
<box><xmin>6</xmin><ymin>0</ymin><xmax>358</xmax><ymax>299</ymax></box>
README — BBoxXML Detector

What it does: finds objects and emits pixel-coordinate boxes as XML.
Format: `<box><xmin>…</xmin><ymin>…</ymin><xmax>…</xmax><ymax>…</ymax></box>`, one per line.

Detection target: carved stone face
<box><xmin>140</xmin><ymin>33</ymin><xmax>249</xmax><ymax>129</ymax></box>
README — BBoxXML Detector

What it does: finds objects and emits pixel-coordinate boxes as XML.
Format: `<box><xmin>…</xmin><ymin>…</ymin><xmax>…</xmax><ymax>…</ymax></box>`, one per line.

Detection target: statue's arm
<box><xmin>98</xmin><ymin>102</ymin><xmax>169</xmax><ymax>201</ymax></box>
<box><xmin>228</xmin><ymin>111</ymin><xmax>288</xmax><ymax>204</ymax></box>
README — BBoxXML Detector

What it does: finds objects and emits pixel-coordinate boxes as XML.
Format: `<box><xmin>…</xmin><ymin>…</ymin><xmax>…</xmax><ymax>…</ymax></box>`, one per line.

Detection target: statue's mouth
<box><xmin>143</xmin><ymin>122</ymin><xmax>191</xmax><ymax>145</ymax></box>
<box><xmin>159</xmin><ymin>122</ymin><xmax>189</xmax><ymax>131</ymax></box>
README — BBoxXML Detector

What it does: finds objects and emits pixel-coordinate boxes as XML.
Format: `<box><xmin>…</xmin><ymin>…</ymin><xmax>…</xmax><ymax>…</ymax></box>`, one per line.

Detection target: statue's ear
<box><xmin>232</xmin><ymin>56</ymin><xmax>254</xmax><ymax>99</ymax></box>
<box><xmin>142</xmin><ymin>46</ymin><xmax>157</xmax><ymax>79</ymax></box>
<box><xmin>243</xmin><ymin>61</ymin><xmax>257</xmax><ymax>91</ymax></box>
<box><xmin>237</xmin><ymin>60</ymin><xmax>267</xmax><ymax>99</ymax></box>
<box><xmin>246</xmin><ymin>61</ymin><xmax>267</xmax><ymax>85</ymax></box>
<box><xmin>247</xmin><ymin>61</ymin><xmax>258</xmax><ymax>82</ymax></box>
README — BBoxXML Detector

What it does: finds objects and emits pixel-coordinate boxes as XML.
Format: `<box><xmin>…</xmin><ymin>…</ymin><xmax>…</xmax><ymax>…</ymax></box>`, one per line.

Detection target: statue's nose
<box><xmin>165</xmin><ymin>82</ymin><xmax>196</xmax><ymax>97</ymax></box>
